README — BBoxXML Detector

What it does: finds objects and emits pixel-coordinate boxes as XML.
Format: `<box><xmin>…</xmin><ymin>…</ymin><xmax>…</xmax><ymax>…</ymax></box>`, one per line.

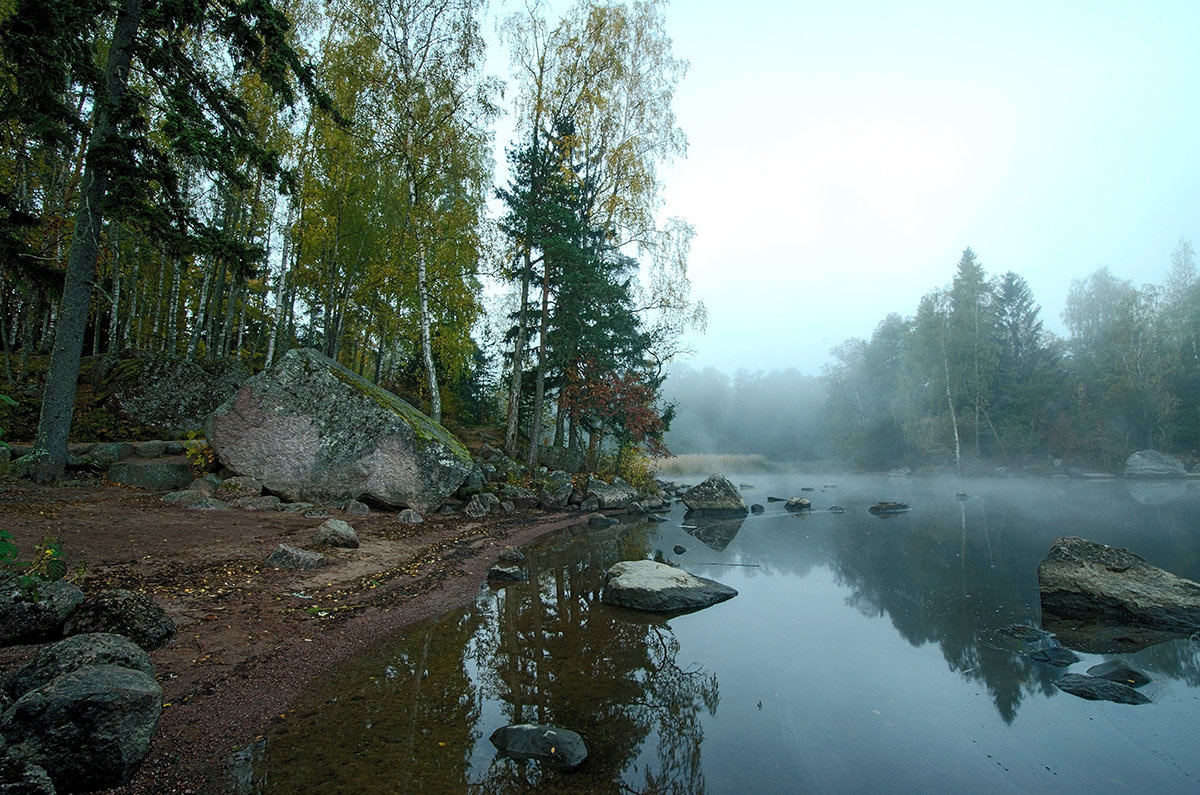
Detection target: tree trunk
<box><xmin>107</xmin><ymin>222</ymin><xmax>121</xmax><ymax>353</ymax></box>
<box><xmin>943</xmin><ymin>353</ymin><xmax>962</xmax><ymax>476</ymax></box>
<box><xmin>417</xmin><ymin>238</ymin><xmax>441</xmax><ymax>423</ymax></box>
<box><xmin>165</xmin><ymin>257</ymin><xmax>181</xmax><ymax>355</ymax></box>
<box><xmin>504</xmin><ymin>252</ymin><xmax>531</xmax><ymax>458</ymax></box>
<box><xmin>32</xmin><ymin>0</ymin><xmax>142</xmax><ymax>482</ymax></box>
<box><xmin>526</xmin><ymin>255</ymin><xmax>551</xmax><ymax>470</ymax></box>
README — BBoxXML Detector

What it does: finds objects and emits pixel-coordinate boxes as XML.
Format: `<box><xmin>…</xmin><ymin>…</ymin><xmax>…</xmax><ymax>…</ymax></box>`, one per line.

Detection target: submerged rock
<box><xmin>1087</xmin><ymin>660</ymin><xmax>1151</xmax><ymax>687</ymax></box>
<box><xmin>489</xmin><ymin>724</ymin><xmax>587</xmax><ymax>771</ymax></box>
<box><xmin>868</xmin><ymin>501</ymin><xmax>910</xmax><ymax>516</ymax></box>
<box><xmin>601</xmin><ymin>560</ymin><xmax>737</xmax><ymax>613</ymax></box>
<box><xmin>1054</xmin><ymin>673</ymin><xmax>1151</xmax><ymax>705</ymax></box>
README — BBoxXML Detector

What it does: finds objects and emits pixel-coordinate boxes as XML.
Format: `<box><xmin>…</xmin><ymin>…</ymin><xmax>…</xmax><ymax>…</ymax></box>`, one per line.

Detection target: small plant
<box><xmin>183</xmin><ymin>430</ymin><xmax>216</xmax><ymax>474</ymax></box>
<box><xmin>0</xmin><ymin>530</ymin><xmax>67</xmax><ymax>600</ymax></box>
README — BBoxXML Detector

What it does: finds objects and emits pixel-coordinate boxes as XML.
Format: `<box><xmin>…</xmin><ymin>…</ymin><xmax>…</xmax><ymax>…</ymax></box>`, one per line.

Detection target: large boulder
<box><xmin>0</xmin><ymin>580</ymin><xmax>85</xmax><ymax>646</ymax></box>
<box><xmin>585</xmin><ymin>476</ymin><xmax>637</xmax><ymax>509</ymax></box>
<box><xmin>1</xmin><ymin>665</ymin><xmax>162</xmax><ymax>792</ymax></box>
<box><xmin>680</xmin><ymin>474</ymin><xmax>748</xmax><ymax>515</ymax></box>
<box><xmin>489</xmin><ymin>724</ymin><xmax>587</xmax><ymax>771</ymax></box>
<box><xmin>62</xmin><ymin>590</ymin><xmax>176</xmax><ymax>652</ymax></box>
<box><xmin>95</xmin><ymin>352</ymin><xmax>249</xmax><ymax>437</ymax></box>
<box><xmin>1038</xmin><ymin>536</ymin><xmax>1200</xmax><ymax>651</ymax></box>
<box><xmin>207</xmin><ymin>348</ymin><xmax>472</xmax><ymax>512</ymax></box>
<box><xmin>601</xmin><ymin>560</ymin><xmax>738</xmax><ymax>613</ymax></box>
<box><xmin>4</xmin><ymin>633</ymin><xmax>154</xmax><ymax>700</ymax></box>
<box><xmin>1124</xmin><ymin>449</ymin><xmax>1186</xmax><ymax>478</ymax></box>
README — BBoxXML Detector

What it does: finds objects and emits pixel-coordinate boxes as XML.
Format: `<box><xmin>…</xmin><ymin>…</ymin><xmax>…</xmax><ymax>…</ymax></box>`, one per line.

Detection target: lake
<box><xmin>240</xmin><ymin>474</ymin><xmax>1200</xmax><ymax>793</ymax></box>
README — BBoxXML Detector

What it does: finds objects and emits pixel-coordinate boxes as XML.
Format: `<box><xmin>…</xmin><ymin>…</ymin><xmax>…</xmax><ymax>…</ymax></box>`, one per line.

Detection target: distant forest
<box><xmin>665</xmin><ymin>244</ymin><xmax>1200</xmax><ymax>473</ymax></box>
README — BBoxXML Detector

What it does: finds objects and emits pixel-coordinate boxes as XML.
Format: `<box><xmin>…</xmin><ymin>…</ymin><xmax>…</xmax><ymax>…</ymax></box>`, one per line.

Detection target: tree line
<box><xmin>0</xmin><ymin>0</ymin><xmax>702</xmax><ymax>482</ymax></box>
<box><xmin>665</xmin><ymin>242</ymin><xmax>1200</xmax><ymax>473</ymax></box>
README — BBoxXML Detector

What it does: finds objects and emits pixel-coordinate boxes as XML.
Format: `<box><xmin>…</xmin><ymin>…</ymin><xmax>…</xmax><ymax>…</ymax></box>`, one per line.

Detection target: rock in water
<box><xmin>0</xmin><ymin>664</ymin><xmax>163</xmax><ymax>791</ymax></box>
<box><xmin>1038</xmin><ymin>536</ymin><xmax>1200</xmax><ymax>643</ymax></box>
<box><xmin>602</xmin><ymin>560</ymin><xmax>737</xmax><ymax>613</ymax></box>
<box><xmin>207</xmin><ymin>348</ymin><xmax>472</xmax><ymax>513</ymax></box>
<box><xmin>680</xmin><ymin>474</ymin><xmax>748</xmax><ymax>515</ymax></box>
<box><xmin>1124</xmin><ymin>449</ymin><xmax>1186</xmax><ymax>478</ymax></box>
<box><xmin>1053</xmin><ymin>673</ymin><xmax>1151</xmax><ymax>705</ymax></box>
<box><xmin>489</xmin><ymin>724</ymin><xmax>587</xmax><ymax>771</ymax></box>
<box><xmin>1087</xmin><ymin>660</ymin><xmax>1151</xmax><ymax>687</ymax></box>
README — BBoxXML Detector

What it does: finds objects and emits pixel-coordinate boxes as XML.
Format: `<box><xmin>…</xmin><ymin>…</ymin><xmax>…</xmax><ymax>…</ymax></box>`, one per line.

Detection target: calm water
<box><xmin>241</xmin><ymin>475</ymin><xmax>1200</xmax><ymax>793</ymax></box>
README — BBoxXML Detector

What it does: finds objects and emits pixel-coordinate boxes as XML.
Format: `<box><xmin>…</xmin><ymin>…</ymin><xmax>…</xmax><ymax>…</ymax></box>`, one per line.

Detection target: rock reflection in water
<box><xmin>681</xmin><ymin>511</ymin><xmax>745</xmax><ymax>552</ymax></box>
<box><xmin>252</xmin><ymin>521</ymin><xmax>719</xmax><ymax>793</ymax></box>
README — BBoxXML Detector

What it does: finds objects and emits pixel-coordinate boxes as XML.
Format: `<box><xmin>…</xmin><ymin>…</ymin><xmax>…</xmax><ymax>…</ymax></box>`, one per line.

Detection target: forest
<box><xmin>0</xmin><ymin>0</ymin><xmax>703</xmax><ymax>484</ymax></box>
<box><xmin>3</xmin><ymin>0</ymin><xmax>1196</xmax><ymax>483</ymax></box>
<box><xmin>665</xmin><ymin>243</ymin><xmax>1200</xmax><ymax>474</ymax></box>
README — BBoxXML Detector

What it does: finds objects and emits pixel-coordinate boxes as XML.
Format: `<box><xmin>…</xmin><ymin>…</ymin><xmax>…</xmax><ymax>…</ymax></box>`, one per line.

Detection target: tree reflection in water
<box><xmin>473</xmin><ymin>522</ymin><xmax>719</xmax><ymax>793</ymax></box>
<box><xmin>252</xmin><ymin>521</ymin><xmax>720</xmax><ymax>793</ymax></box>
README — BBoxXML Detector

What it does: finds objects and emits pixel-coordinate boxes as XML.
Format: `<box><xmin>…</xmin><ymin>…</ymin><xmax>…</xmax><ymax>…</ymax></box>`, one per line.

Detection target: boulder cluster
<box><xmin>1</xmin><ymin>584</ymin><xmax>174</xmax><ymax>792</ymax></box>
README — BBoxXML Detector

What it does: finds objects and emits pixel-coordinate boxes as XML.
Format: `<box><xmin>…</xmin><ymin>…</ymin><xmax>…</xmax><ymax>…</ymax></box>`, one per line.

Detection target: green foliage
<box><xmin>0</xmin><ymin>529</ymin><xmax>67</xmax><ymax>600</ymax></box>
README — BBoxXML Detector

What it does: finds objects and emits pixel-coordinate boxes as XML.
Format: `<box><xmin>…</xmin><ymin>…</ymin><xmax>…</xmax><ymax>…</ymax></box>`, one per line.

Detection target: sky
<box><xmin>487</xmin><ymin>0</ymin><xmax>1200</xmax><ymax>375</ymax></box>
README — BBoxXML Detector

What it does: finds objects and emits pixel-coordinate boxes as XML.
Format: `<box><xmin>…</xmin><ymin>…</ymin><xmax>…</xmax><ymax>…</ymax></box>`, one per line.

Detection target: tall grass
<box><xmin>652</xmin><ymin>453</ymin><xmax>770</xmax><ymax>476</ymax></box>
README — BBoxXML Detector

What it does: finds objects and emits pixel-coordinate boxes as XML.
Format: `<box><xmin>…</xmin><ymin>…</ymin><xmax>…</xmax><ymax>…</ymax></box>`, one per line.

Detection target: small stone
<box><xmin>183</xmin><ymin>497</ymin><xmax>229</xmax><ymax>511</ymax></box>
<box><xmin>1087</xmin><ymin>660</ymin><xmax>1151</xmax><ymax>687</ymax></box>
<box><xmin>673</xmin><ymin>545</ymin><xmax>687</xmax><ymax>555</ymax></box>
<box><xmin>134</xmin><ymin>440</ymin><xmax>168</xmax><ymax>458</ymax></box>
<box><xmin>1054</xmin><ymin>673</ymin><xmax>1151</xmax><ymax>705</ymax></box>
<box><xmin>214</xmin><ymin>476</ymin><xmax>263</xmax><ymax>501</ymax></box>
<box><xmin>750</xmin><ymin>504</ymin><xmax>764</xmax><ymax>514</ymax></box>
<box><xmin>314</xmin><ymin>519</ymin><xmax>359</xmax><ymax>549</ymax></box>
<box><xmin>344</xmin><ymin>499</ymin><xmax>370</xmax><ymax>515</ymax></box>
<box><xmin>587</xmin><ymin>512</ymin><xmax>619</xmax><ymax>527</ymax></box>
<box><xmin>497</xmin><ymin>547</ymin><xmax>526</xmax><ymax>564</ymax></box>
<box><xmin>265</xmin><ymin>544</ymin><xmax>325</xmax><ymax>570</ymax></box>
<box><xmin>487</xmin><ymin>564</ymin><xmax>526</xmax><ymax>582</ymax></box>
<box><xmin>396</xmin><ymin>508</ymin><xmax>424</xmax><ymax>525</ymax></box>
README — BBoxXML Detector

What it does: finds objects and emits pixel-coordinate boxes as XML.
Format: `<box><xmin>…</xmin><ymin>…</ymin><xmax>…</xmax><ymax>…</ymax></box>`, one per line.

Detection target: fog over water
<box><xmin>247</xmin><ymin>473</ymin><xmax>1200</xmax><ymax>793</ymax></box>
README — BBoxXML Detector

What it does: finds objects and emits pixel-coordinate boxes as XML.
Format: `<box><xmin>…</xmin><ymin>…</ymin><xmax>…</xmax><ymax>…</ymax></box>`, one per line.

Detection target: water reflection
<box><xmin>251</xmin><ymin>476</ymin><xmax>1200</xmax><ymax>792</ymax></box>
<box><xmin>253</xmin><ymin>522</ymin><xmax>721</xmax><ymax>792</ymax></box>
<box><xmin>680</xmin><ymin>511</ymin><xmax>745</xmax><ymax>551</ymax></box>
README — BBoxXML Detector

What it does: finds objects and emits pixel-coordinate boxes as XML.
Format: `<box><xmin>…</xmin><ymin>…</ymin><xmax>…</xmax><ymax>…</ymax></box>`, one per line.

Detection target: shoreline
<box><xmin>0</xmin><ymin>478</ymin><xmax>588</xmax><ymax>794</ymax></box>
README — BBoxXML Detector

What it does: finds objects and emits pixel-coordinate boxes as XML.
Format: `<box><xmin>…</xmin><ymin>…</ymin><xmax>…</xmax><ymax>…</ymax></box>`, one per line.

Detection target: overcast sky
<box><xmin>490</xmin><ymin>0</ymin><xmax>1200</xmax><ymax>375</ymax></box>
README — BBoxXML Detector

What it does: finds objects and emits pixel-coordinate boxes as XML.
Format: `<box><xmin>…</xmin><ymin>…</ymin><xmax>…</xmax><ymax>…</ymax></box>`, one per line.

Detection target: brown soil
<box><xmin>0</xmin><ymin>474</ymin><xmax>582</xmax><ymax>793</ymax></box>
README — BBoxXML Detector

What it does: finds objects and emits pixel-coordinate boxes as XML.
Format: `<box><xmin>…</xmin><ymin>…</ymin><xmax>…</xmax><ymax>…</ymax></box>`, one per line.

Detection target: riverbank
<box><xmin>0</xmin><ymin>476</ymin><xmax>585</xmax><ymax>793</ymax></box>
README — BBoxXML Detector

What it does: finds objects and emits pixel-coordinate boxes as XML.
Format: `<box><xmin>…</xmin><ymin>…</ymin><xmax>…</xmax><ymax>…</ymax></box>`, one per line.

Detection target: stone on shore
<box><xmin>62</xmin><ymin>590</ymin><xmax>176</xmax><ymax>652</ymax></box>
<box><xmin>265</xmin><ymin>543</ymin><xmax>326</xmax><ymax>571</ymax></box>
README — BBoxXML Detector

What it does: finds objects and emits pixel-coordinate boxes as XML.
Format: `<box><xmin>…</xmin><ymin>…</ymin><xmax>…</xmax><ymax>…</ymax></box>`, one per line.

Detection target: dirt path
<box><xmin>0</xmin><ymin>476</ymin><xmax>583</xmax><ymax>793</ymax></box>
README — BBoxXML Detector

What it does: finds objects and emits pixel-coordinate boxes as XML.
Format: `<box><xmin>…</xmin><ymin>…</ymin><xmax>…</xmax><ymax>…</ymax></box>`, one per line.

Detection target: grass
<box><xmin>652</xmin><ymin>453</ymin><xmax>770</xmax><ymax>476</ymax></box>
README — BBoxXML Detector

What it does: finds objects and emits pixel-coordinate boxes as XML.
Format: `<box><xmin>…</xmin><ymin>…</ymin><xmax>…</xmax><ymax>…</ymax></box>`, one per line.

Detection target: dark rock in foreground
<box><xmin>1054</xmin><ymin>673</ymin><xmax>1151</xmax><ymax>705</ymax></box>
<box><xmin>5</xmin><ymin>633</ymin><xmax>154</xmax><ymax>700</ymax></box>
<box><xmin>1</xmin><ymin>664</ymin><xmax>163</xmax><ymax>791</ymax></box>
<box><xmin>0</xmin><ymin>757</ymin><xmax>55</xmax><ymax>794</ymax></box>
<box><xmin>62</xmin><ymin>589</ymin><xmax>176</xmax><ymax>652</ymax></box>
<box><xmin>490</xmin><ymin>723</ymin><xmax>587</xmax><ymax>771</ymax></box>
<box><xmin>0</xmin><ymin>580</ymin><xmax>85</xmax><ymax>646</ymax></box>
<box><xmin>1038</xmin><ymin>536</ymin><xmax>1200</xmax><ymax>652</ymax></box>
<box><xmin>602</xmin><ymin>560</ymin><xmax>737</xmax><ymax>613</ymax></box>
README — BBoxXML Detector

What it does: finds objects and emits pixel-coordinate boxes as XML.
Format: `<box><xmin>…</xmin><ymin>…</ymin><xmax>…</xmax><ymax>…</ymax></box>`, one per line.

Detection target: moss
<box><xmin>324</xmin><ymin>361</ymin><xmax>471</xmax><ymax>462</ymax></box>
